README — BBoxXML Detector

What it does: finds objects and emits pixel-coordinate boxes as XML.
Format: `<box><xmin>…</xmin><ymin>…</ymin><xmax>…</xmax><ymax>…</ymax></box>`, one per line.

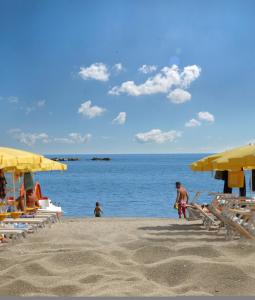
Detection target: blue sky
<box><xmin>1</xmin><ymin>0</ymin><xmax>255</xmax><ymax>154</ymax></box>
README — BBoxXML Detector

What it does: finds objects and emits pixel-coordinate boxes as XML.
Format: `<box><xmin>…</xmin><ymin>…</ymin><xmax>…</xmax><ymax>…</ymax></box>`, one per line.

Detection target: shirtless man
<box><xmin>174</xmin><ymin>181</ymin><xmax>189</xmax><ymax>219</ymax></box>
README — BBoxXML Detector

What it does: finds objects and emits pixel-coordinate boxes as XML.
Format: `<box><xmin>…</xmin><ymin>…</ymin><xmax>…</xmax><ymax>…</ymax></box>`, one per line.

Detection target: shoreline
<box><xmin>1</xmin><ymin>217</ymin><xmax>255</xmax><ymax>296</ymax></box>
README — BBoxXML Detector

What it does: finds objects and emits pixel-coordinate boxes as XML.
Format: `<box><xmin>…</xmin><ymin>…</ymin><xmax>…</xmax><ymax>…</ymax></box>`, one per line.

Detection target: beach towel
<box><xmin>228</xmin><ymin>170</ymin><xmax>244</xmax><ymax>188</ymax></box>
<box><xmin>0</xmin><ymin>174</ymin><xmax>7</xmax><ymax>199</ymax></box>
<box><xmin>24</xmin><ymin>172</ymin><xmax>34</xmax><ymax>191</ymax></box>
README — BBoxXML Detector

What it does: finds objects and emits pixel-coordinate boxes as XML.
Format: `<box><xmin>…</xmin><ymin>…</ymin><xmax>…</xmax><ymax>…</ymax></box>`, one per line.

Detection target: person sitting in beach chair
<box><xmin>201</xmin><ymin>204</ymin><xmax>210</xmax><ymax>213</ymax></box>
<box><xmin>174</xmin><ymin>182</ymin><xmax>189</xmax><ymax>219</ymax></box>
<box><xmin>15</xmin><ymin>189</ymin><xmax>39</xmax><ymax>213</ymax></box>
<box><xmin>94</xmin><ymin>202</ymin><xmax>103</xmax><ymax>217</ymax></box>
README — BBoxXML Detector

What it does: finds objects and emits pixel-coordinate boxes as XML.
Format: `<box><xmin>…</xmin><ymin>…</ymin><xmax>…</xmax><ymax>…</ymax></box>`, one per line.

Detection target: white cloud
<box><xmin>25</xmin><ymin>106</ymin><xmax>35</xmax><ymax>115</ymax></box>
<box><xmin>113</xmin><ymin>63</ymin><xmax>123</xmax><ymax>72</ymax></box>
<box><xmin>0</xmin><ymin>96</ymin><xmax>19</xmax><ymax>103</ymax></box>
<box><xmin>79</xmin><ymin>63</ymin><xmax>109</xmax><ymax>81</ymax></box>
<box><xmin>24</xmin><ymin>100</ymin><xmax>46</xmax><ymax>115</ymax></box>
<box><xmin>78</xmin><ymin>100</ymin><xmax>106</xmax><ymax>119</ymax></box>
<box><xmin>9</xmin><ymin>129</ymin><xmax>92</xmax><ymax>146</ymax></box>
<box><xmin>135</xmin><ymin>129</ymin><xmax>182</xmax><ymax>144</ymax></box>
<box><xmin>109</xmin><ymin>64</ymin><xmax>201</xmax><ymax>99</ymax></box>
<box><xmin>185</xmin><ymin>118</ymin><xmax>201</xmax><ymax>127</ymax></box>
<box><xmin>180</xmin><ymin>65</ymin><xmax>201</xmax><ymax>88</ymax></box>
<box><xmin>109</xmin><ymin>65</ymin><xmax>180</xmax><ymax>96</ymax></box>
<box><xmin>37</xmin><ymin>100</ymin><xmax>46</xmax><ymax>107</ymax></box>
<box><xmin>198</xmin><ymin>111</ymin><xmax>215</xmax><ymax>122</ymax></box>
<box><xmin>9</xmin><ymin>129</ymin><xmax>49</xmax><ymax>146</ymax></box>
<box><xmin>53</xmin><ymin>137</ymin><xmax>74</xmax><ymax>144</ymax></box>
<box><xmin>69</xmin><ymin>133</ymin><xmax>92</xmax><ymax>143</ymax></box>
<box><xmin>8</xmin><ymin>96</ymin><xmax>19</xmax><ymax>104</ymax></box>
<box><xmin>112</xmin><ymin>112</ymin><xmax>126</xmax><ymax>125</ymax></box>
<box><xmin>167</xmin><ymin>88</ymin><xmax>191</xmax><ymax>104</ymax></box>
<box><xmin>54</xmin><ymin>133</ymin><xmax>92</xmax><ymax>144</ymax></box>
<box><xmin>138</xmin><ymin>64</ymin><xmax>157</xmax><ymax>74</ymax></box>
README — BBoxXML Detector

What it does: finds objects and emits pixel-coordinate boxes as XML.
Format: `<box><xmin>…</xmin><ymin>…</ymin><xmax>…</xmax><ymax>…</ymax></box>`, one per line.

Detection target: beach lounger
<box><xmin>38</xmin><ymin>209</ymin><xmax>61</xmax><ymax>222</ymax></box>
<box><xmin>221</xmin><ymin>205</ymin><xmax>255</xmax><ymax>240</ymax></box>
<box><xmin>186</xmin><ymin>205</ymin><xmax>202</xmax><ymax>220</ymax></box>
<box><xmin>207</xmin><ymin>205</ymin><xmax>226</xmax><ymax>231</ymax></box>
<box><xmin>193</xmin><ymin>203</ymin><xmax>218</xmax><ymax>230</ymax></box>
<box><xmin>35</xmin><ymin>212</ymin><xmax>58</xmax><ymax>223</ymax></box>
<box><xmin>186</xmin><ymin>192</ymin><xmax>203</xmax><ymax>221</ymax></box>
<box><xmin>3</xmin><ymin>217</ymin><xmax>47</xmax><ymax>229</ymax></box>
<box><xmin>0</xmin><ymin>229</ymin><xmax>27</xmax><ymax>240</ymax></box>
<box><xmin>208</xmin><ymin>194</ymin><xmax>255</xmax><ymax>239</ymax></box>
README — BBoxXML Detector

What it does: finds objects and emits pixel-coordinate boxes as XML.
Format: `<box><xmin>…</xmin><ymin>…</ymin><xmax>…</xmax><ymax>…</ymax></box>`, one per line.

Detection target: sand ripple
<box><xmin>0</xmin><ymin>218</ymin><xmax>255</xmax><ymax>296</ymax></box>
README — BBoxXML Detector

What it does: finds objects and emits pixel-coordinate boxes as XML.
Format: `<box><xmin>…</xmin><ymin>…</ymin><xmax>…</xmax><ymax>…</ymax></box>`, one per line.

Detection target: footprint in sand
<box><xmin>79</xmin><ymin>274</ymin><xmax>104</xmax><ymax>284</ymax></box>
<box><xmin>144</xmin><ymin>258</ymin><xmax>255</xmax><ymax>295</ymax></box>
<box><xmin>174</xmin><ymin>245</ymin><xmax>221</xmax><ymax>258</ymax></box>
<box><xmin>47</xmin><ymin>250</ymin><xmax>116</xmax><ymax>269</ymax></box>
<box><xmin>24</xmin><ymin>262</ymin><xmax>55</xmax><ymax>276</ymax></box>
<box><xmin>50</xmin><ymin>284</ymin><xmax>81</xmax><ymax>296</ymax></box>
<box><xmin>0</xmin><ymin>279</ymin><xmax>40</xmax><ymax>296</ymax></box>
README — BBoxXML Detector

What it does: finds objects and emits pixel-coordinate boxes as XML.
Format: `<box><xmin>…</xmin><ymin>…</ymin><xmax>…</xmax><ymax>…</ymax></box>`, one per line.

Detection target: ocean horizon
<box><xmin>30</xmin><ymin>153</ymin><xmax>247</xmax><ymax>218</ymax></box>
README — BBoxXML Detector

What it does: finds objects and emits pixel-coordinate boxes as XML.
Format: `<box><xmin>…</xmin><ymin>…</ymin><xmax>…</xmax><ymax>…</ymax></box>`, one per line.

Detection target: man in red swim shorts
<box><xmin>174</xmin><ymin>181</ymin><xmax>189</xmax><ymax>219</ymax></box>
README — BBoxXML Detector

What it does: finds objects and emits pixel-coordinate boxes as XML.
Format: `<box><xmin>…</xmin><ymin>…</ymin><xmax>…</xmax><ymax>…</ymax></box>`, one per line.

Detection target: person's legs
<box><xmin>178</xmin><ymin>204</ymin><xmax>182</xmax><ymax>218</ymax></box>
<box><xmin>182</xmin><ymin>206</ymin><xmax>186</xmax><ymax>219</ymax></box>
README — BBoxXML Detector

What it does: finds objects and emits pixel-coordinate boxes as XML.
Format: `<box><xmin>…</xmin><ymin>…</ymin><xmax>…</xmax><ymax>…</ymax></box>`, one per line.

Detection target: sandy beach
<box><xmin>1</xmin><ymin>217</ymin><xmax>255</xmax><ymax>296</ymax></box>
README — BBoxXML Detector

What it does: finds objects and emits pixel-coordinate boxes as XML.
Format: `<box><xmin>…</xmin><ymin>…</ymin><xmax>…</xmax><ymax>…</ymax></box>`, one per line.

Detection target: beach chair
<box><xmin>192</xmin><ymin>203</ymin><xmax>218</xmax><ymax>230</ymax></box>
<box><xmin>0</xmin><ymin>229</ymin><xmax>27</xmax><ymax>240</ymax></box>
<box><xmin>3</xmin><ymin>217</ymin><xmax>48</xmax><ymax>229</ymax></box>
<box><xmin>37</xmin><ymin>209</ymin><xmax>61</xmax><ymax>223</ymax></box>
<box><xmin>36</xmin><ymin>211</ymin><xmax>59</xmax><ymax>223</ymax></box>
<box><xmin>208</xmin><ymin>194</ymin><xmax>255</xmax><ymax>240</ymax></box>
<box><xmin>186</xmin><ymin>192</ymin><xmax>203</xmax><ymax>220</ymax></box>
<box><xmin>221</xmin><ymin>207</ymin><xmax>255</xmax><ymax>240</ymax></box>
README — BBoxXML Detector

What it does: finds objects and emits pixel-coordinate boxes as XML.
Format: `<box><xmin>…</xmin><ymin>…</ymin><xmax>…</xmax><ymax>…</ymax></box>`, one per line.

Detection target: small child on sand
<box><xmin>94</xmin><ymin>202</ymin><xmax>103</xmax><ymax>217</ymax></box>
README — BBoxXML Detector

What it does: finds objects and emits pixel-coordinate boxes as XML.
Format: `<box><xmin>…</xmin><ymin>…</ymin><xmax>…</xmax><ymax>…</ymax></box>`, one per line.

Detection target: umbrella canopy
<box><xmin>190</xmin><ymin>144</ymin><xmax>255</xmax><ymax>171</ymax></box>
<box><xmin>28</xmin><ymin>157</ymin><xmax>67</xmax><ymax>172</ymax></box>
<box><xmin>211</xmin><ymin>144</ymin><xmax>255</xmax><ymax>171</ymax></box>
<box><xmin>0</xmin><ymin>147</ymin><xmax>67</xmax><ymax>172</ymax></box>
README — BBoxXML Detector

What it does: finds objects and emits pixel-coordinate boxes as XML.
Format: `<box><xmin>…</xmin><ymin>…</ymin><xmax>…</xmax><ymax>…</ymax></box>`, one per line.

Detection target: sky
<box><xmin>1</xmin><ymin>0</ymin><xmax>255</xmax><ymax>154</ymax></box>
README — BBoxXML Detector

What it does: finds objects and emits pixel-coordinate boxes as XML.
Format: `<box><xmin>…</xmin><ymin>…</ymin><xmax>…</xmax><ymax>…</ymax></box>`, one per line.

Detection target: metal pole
<box><xmin>251</xmin><ymin>170</ymin><xmax>253</xmax><ymax>198</ymax></box>
<box><xmin>23</xmin><ymin>174</ymin><xmax>26</xmax><ymax>210</ymax></box>
<box><xmin>12</xmin><ymin>173</ymin><xmax>16</xmax><ymax>201</ymax></box>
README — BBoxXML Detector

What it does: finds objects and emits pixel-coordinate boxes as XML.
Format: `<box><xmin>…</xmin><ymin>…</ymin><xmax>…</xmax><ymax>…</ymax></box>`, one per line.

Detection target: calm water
<box><xmin>27</xmin><ymin>154</ymin><xmax>243</xmax><ymax>218</ymax></box>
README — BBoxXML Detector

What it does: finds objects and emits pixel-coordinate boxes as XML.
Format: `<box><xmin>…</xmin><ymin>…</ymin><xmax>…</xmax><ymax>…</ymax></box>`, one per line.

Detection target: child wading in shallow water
<box><xmin>94</xmin><ymin>202</ymin><xmax>103</xmax><ymax>217</ymax></box>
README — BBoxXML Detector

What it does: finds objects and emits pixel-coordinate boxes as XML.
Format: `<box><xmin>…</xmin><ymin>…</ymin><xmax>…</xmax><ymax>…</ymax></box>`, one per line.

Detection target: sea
<box><xmin>28</xmin><ymin>154</ymin><xmax>249</xmax><ymax>218</ymax></box>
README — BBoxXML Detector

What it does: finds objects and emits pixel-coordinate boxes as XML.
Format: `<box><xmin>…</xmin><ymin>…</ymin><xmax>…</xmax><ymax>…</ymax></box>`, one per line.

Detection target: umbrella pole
<box><xmin>12</xmin><ymin>173</ymin><xmax>15</xmax><ymax>202</ymax></box>
<box><xmin>251</xmin><ymin>170</ymin><xmax>253</xmax><ymax>198</ymax></box>
<box><xmin>24</xmin><ymin>174</ymin><xmax>26</xmax><ymax>211</ymax></box>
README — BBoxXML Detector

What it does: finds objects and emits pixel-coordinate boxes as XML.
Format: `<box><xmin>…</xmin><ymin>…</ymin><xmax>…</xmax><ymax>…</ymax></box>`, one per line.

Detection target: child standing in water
<box><xmin>94</xmin><ymin>202</ymin><xmax>103</xmax><ymax>217</ymax></box>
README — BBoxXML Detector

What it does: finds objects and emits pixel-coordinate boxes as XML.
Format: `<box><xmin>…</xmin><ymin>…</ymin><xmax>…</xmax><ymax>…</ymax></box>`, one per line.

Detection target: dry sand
<box><xmin>1</xmin><ymin>217</ymin><xmax>255</xmax><ymax>296</ymax></box>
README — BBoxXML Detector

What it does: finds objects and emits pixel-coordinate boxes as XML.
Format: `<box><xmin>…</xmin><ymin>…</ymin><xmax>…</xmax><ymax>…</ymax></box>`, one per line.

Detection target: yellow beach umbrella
<box><xmin>0</xmin><ymin>147</ymin><xmax>43</xmax><ymax>170</ymax></box>
<box><xmin>211</xmin><ymin>144</ymin><xmax>255</xmax><ymax>171</ymax></box>
<box><xmin>0</xmin><ymin>152</ymin><xmax>18</xmax><ymax>170</ymax></box>
<box><xmin>0</xmin><ymin>147</ymin><xmax>67</xmax><ymax>172</ymax></box>
<box><xmin>29</xmin><ymin>157</ymin><xmax>67</xmax><ymax>172</ymax></box>
<box><xmin>190</xmin><ymin>144</ymin><xmax>255</xmax><ymax>171</ymax></box>
<box><xmin>190</xmin><ymin>153</ymin><xmax>222</xmax><ymax>171</ymax></box>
